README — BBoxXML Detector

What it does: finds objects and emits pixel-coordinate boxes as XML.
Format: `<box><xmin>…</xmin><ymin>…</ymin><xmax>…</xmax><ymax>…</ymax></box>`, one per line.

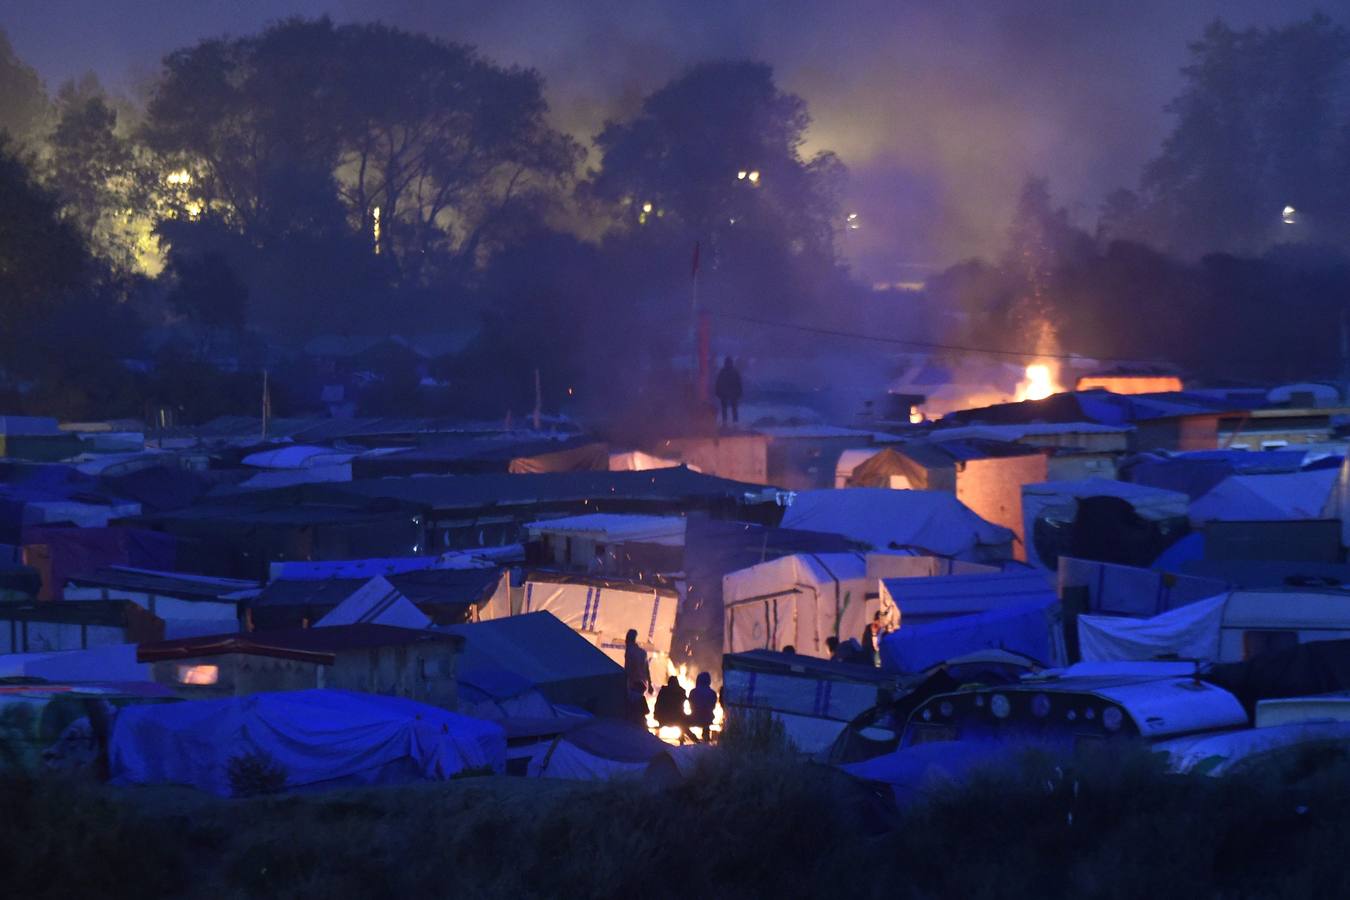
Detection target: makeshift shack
<box><xmin>247</xmin><ymin>566</ymin><xmax>502</xmax><ymax>630</ymax></box>
<box><xmin>138</xmin><ymin>624</ymin><xmax>463</xmax><ymax>709</ymax></box>
<box><xmin>443</xmin><ymin>612</ymin><xmax>626</xmax><ymax>718</ymax></box>
<box><xmin>110</xmin><ymin>689</ymin><xmax>505</xmax><ymax>794</ymax></box>
<box><xmin>0</xmin><ymin>600</ymin><xmax>164</xmax><ymax>653</ymax></box>
<box><xmin>64</xmin><ymin>566</ymin><xmax>254</xmax><ymax>638</ymax></box>
<box><xmin>879</xmin><ymin>597</ymin><xmax>1065</xmax><ymax>674</ymax></box>
<box><xmin>781</xmin><ymin>489</ymin><xmax>1014</xmax><ymax>562</ymax></box>
<box><xmin>314</xmin><ymin>575</ymin><xmax>431</xmax><ymax>629</ymax></box>
<box><xmin>850</xmin><ymin>440</ymin><xmax>1048</xmax><ymax>559</ymax></box>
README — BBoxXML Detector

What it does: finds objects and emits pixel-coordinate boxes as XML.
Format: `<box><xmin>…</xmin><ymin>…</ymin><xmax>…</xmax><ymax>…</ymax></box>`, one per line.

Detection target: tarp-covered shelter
<box><xmin>314</xmin><ymin>575</ymin><xmax>431</xmax><ymax>629</ymax></box>
<box><xmin>879</xmin><ymin>597</ymin><xmax>1065</xmax><ymax>674</ymax></box>
<box><xmin>879</xmin><ymin>570</ymin><xmax>1057</xmax><ymax>627</ymax></box>
<box><xmin>1058</xmin><ymin>555</ymin><xmax>1228</xmax><ymax>617</ymax></box>
<box><xmin>1189</xmin><ymin>470</ymin><xmax>1340</xmax><ymax>524</ymax></box>
<box><xmin>1079</xmin><ymin>590</ymin><xmax>1350</xmax><ymax>665</ymax></box>
<box><xmin>443</xmin><ymin>612</ymin><xmax>626</xmax><ymax>718</ymax></box>
<box><xmin>1022</xmin><ymin>478</ymin><xmax>1189</xmax><ymax>569</ymax></box>
<box><xmin>110</xmin><ymin>689</ymin><xmax>505</xmax><ymax>794</ymax></box>
<box><xmin>527</xmin><ymin>718</ymin><xmax>670</xmax><ymax>780</ymax></box>
<box><xmin>781</xmin><ymin>489</ymin><xmax>1014</xmax><ymax>561</ymax></box>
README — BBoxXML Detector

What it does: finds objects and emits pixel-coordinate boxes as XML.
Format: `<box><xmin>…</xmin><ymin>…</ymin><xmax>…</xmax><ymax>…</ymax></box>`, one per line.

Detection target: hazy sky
<box><xmin>3</xmin><ymin>0</ymin><xmax>1332</xmax><ymax>276</ymax></box>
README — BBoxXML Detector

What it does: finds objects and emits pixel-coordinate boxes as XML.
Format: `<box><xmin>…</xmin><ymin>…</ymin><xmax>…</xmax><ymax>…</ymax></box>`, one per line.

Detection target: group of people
<box><xmin>624</xmin><ymin>629</ymin><xmax>717</xmax><ymax>742</ymax></box>
<box><xmin>825</xmin><ymin>611</ymin><xmax>896</xmax><ymax>667</ymax></box>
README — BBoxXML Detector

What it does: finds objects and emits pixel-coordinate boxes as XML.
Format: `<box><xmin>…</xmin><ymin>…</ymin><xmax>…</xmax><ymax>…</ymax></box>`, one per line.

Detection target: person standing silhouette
<box><xmin>715</xmin><ymin>357</ymin><xmax>743</xmax><ymax>426</ymax></box>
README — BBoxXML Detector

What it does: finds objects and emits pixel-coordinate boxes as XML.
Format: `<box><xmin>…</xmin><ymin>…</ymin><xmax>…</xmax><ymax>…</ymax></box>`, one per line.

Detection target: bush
<box><xmin>717</xmin><ymin>707</ymin><xmax>796</xmax><ymax>757</ymax></box>
<box><xmin>226</xmin><ymin>749</ymin><xmax>287</xmax><ymax>798</ymax></box>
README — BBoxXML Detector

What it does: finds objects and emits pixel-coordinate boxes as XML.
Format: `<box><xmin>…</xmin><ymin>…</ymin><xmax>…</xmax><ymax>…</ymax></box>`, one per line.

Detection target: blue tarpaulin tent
<box><xmin>110</xmin><ymin>689</ymin><xmax>505</xmax><ymax>795</ymax></box>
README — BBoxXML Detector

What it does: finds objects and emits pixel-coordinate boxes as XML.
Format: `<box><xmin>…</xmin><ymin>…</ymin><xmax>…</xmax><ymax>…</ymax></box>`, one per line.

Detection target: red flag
<box><xmin>691</xmin><ymin>241</ymin><xmax>701</xmax><ymax>278</ymax></box>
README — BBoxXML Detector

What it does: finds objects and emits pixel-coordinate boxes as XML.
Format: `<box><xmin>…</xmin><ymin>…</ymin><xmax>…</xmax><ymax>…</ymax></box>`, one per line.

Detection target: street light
<box><xmin>747</xmin><ymin>170</ymin><xmax>761</xmax><ymax>185</ymax></box>
<box><xmin>846</xmin><ymin>212</ymin><xmax>860</xmax><ymax>230</ymax></box>
<box><xmin>1282</xmin><ymin>205</ymin><xmax>1297</xmax><ymax>225</ymax></box>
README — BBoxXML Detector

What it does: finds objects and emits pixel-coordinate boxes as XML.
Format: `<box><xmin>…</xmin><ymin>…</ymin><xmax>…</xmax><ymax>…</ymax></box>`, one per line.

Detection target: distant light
<box><xmin>184</xmin><ymin>201</ymin><xmax>203</xmax><ymax>221</ymax></box>
<box><xmin>846</xmin><ymin>212</ymin><xmax>860</xmax><ymax>230</ymax></box>
<box><xmin>642</xmin><ymin>201</ymin><xmax>653</xmax><ymax>213</ymax></box>
<box><xmin>728</xmin><ymin>217</ymin><xmax>737</xmax><ymax>225</ymax></box>
<box><xmin>747</xmin><ymin>170</ymin><xmax>761</xmax><ymax>185</ymax></box>
<box><xmin>176</xmin><ymin>664</ymin><xmax>218</xmax><ymax>685</ymax></box>
<box><xmin>736</xmin><ymin>170</ymin><xmax>748</xmax><ymax>180</ymax></box>
<box><xmin>1282</xmin><ymin>205</ymin><xmax>1297</xmax><ymax>225</ymax></box>
<box><xmin>165</xmin><ymin>169</ymin><xmax>191</xmax><ymax>186</ymax></box>
<box><xmin>372</xmin><ymin>205</ymin><xmax>381</xmax><ymax>253</ymax></box>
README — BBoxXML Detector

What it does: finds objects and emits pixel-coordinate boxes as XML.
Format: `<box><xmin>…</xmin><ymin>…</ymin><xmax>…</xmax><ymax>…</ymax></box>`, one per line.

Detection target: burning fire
<box><xmin>646</xmin><ymin>660</ymin><xmax>723</xmax><ymax>746</ymax></box>
<box><xmin>1015</xmin><ymin>362</ymin><xmax>1059</xmax><ymax>402</ymax></box>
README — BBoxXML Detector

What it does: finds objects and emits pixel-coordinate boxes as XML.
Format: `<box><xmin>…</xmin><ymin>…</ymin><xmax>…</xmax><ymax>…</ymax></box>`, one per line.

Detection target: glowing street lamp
<box><xmin>736</xmin><ymin>170</ymin><xmax>748</xmax><ymax>180</ymax></box>
<box><xmin>1282</xmin><ymin>205</ymin><xmax>1297</xmax><ymax>225</ymax></box>
<box><xmin>846</xmin><ymin>212</ymin><xmax>860</xmax><ymax>230</ymax></box>
<box><xmin>747</xmin><ymin>170</ymin><xmax>761</xmax><ymax>185</ymax></box>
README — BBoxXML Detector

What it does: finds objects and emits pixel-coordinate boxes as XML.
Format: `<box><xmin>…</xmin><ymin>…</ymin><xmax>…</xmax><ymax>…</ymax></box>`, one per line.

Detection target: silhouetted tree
<box><xmin>0</xmin><ymin>30</ymin><xmax>48</xmax><ymax>146</ymax></box>
<box><xmin>1142</xmin><ymin>15</ymin><xmax>1350</xmax><ymax>255</ymax></box>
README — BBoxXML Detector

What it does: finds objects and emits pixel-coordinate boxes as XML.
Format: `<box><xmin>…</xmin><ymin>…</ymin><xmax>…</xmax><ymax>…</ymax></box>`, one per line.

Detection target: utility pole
<box><xmin>261</xmin><ymin>369</ymin><xmax>271</xmax><ymax>441</ymax></box>
<box><xmin>533</xmin><ymin>368</ymin><xmax>542</xmax><ymax>431</ymax></box>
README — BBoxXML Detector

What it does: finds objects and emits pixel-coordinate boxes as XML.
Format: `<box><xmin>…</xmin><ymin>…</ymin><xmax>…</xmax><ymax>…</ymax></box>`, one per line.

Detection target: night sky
<box><xmin>3</xmin><ymin>0</ymin><xmax>1329</xmax><ymax>278</ymax></box>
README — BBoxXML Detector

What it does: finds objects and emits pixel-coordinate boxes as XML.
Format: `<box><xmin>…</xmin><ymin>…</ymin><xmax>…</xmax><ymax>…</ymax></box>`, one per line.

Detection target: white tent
<box><xmin>878</xmin><ymin>570</ymin><xmax>1057</xmax><ymax>627</ymax></box>
<box><xmin>780</xmin><ymin>489</ymin><xmax>1014</xmax><ymax>561</ymax></box>
<box><xmin>1021</xmin><ymin>478</ymin><xmax>1189</xmax><ymax>568</ymax></box>
<box><xmin>1189</xmin><ymin>469</ymin><xmax>1340</xmax><ymax>524</ymax></box>
<box><xmin>315</xmin><ymin>575</ymin><xmax>431</xmax><ymax>630</ymax></box>
<box><xmin>519</xmin><ymin>577</ymin><xmax>679</xmax><ymax>670</ymax></box>
<box><xmin>720</xmin><ymin>552</ymin><xmax>983</xmax><ymax>654</ymax></box>
<box><xmin>110</xmin><ymin>689</ymin><xmax>506</xmax><ymax>795</ymax></box>
<box><xmin>723</xmin><ymin>552</ymin><xmax>868</xmax><ymax>655</ymax></box>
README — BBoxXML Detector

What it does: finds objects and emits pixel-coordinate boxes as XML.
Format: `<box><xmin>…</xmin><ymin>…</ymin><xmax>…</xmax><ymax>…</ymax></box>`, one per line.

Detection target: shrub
<box><xmin>226</xmin><ymin>749</ymin><xmax>287</xmax><ymax>798</ymax></box>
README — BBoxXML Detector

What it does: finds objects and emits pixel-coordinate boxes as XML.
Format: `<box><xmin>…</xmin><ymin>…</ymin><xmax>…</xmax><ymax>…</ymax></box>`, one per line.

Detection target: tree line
<box><xmin>2</xmin><ymin>14</ymin><xmax>1349</xmax><ymax>421</ymax></box>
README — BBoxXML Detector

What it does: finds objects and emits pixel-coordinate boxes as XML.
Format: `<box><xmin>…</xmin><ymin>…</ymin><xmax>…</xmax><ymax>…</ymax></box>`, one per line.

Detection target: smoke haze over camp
<box><xmin>4</xmin><ymin>0</ymin><xmax>1328</xmax><ymax>279</ymax></box>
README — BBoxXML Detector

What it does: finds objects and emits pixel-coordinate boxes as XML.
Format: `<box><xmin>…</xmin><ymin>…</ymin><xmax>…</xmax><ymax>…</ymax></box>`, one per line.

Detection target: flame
<box><xmin>1015</xmin><ymin>362</ymin><xmax>1059</xmax><ymax>402</ymax></box>
<box><xmin>646</xmin><ymin>660</ymin><xmax>723</xmax><ymax>746</ymax></box>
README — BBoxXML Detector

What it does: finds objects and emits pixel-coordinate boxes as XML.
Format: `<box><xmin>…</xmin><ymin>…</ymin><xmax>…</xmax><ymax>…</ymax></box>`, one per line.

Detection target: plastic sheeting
<box><xmin>1189</xmin><ymin>469</ymin><xmax>1340</xmax><ymax>524</ymax></box>
<box><xmin>521</xmin><ymin>579</ymin><xmax>678</xmax><ymax>656</ymax></box>
<box><xmin>528</xmin><ymin>719</ymin><xmax>669</xmax><ymax>780</ymax></box>
<box><xmin>1077</xmin><ymin>594</ymin><xmax>1227</xmax><ymax>662</ymax></box>
<box><xmin>880</xmin><ymin>598</ymin><xmax>1064</xmax><ymax>674</ymax></box>
<box><xmin>315</xmin><ymin>575</ymin><xmax>431</xmax><ymax>629</ymax></box>
<box><xmin>781</xmin><ymin>489</ymin><xmax>1013</xmax><ymax>560</ymax></box>
<box><xmin>110</xmin><ymin>689</ymin><xmax>505</xmax><ymax>795</ymax></box>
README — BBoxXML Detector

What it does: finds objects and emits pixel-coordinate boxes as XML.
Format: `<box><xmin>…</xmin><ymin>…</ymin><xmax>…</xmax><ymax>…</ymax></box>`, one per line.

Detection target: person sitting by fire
<box><xmin>689</xmin><ymin>671</ymin><xmax>718</xmax><ymax>743</ymax></box>
<box><xmin>654</xmin><ymin>675</ymin><xmax>698</xmax><ymax>743</ymax></box>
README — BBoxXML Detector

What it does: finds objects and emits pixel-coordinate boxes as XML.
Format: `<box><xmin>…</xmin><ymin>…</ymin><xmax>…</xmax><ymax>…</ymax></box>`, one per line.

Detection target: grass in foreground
<box><xmin>4</xmin><ymin>741</ymin><xmax>1350</xmax><ymax>898</ymax></box>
